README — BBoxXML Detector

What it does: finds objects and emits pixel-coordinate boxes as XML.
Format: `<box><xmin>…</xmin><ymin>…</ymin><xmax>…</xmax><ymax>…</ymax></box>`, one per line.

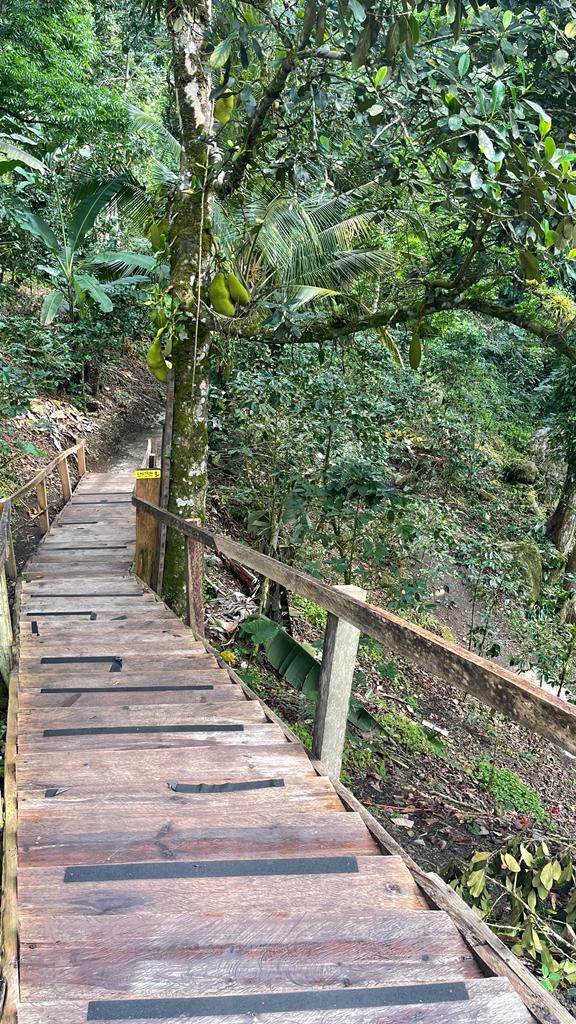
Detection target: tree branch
<box><xmin>218</xmin><ymin>0</ymin><xmax>320</xmax><ymax>199</ymax></box>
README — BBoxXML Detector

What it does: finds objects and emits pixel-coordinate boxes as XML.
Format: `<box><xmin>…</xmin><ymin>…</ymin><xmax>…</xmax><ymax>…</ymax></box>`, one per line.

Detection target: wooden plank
<box><xmin>19</xmin><ymin>909</ymin><xmax>478</xmax><ymax>998</ymax></box>
<box><xmin>19</xmin><ymin>683</ymin><xmax>242</xmax><ymax>708</ymax></box>
<box><xmin>18</xmin><ymin>701</ymin><xmax>267</xmax><ymax>732</ymax></box>
<box><xmin>1</xmin><ymin>581</ymin><xmax>20</xmax><ymax>1024</ymax></box>
<box><xmin>18</xmin><ymin>813</ymin><xmax>378</xmax><ymax>866</ymax></box>
<box><xmin>185</xmin><ymin>528</ymin><xmax>204</xmax><ymax>635</ymax></box>
<box><xmin>15</xmin><ymin>977</ymin><xmax>535</xmax><ymax>1024</ymax></box>
<box><xmin>133</xmin><ymin>495</ymin><xmax>576</xmax><ymax>756</ymax></box>
<box><xmin>17</xmin><ymin>856</ymin><xmax>426</xmax><ymax>917</ymax></box>
<box><xmin>18</xmin><ymin>722</ymin><xmax>287</xmax><ymax>754</ymax></box>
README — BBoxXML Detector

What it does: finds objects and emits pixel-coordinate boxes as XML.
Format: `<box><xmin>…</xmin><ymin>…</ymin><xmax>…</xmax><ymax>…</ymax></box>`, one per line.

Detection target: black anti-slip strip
<box><xmin>73</xmin><ymin>500</ymin><xmax>132</xmax><ymax>505</ymax></box>
<box><xmin>87</xmin><ymin>983</ymin><xmax>469</xmax><ymax>1020</ymax></box>
<box><xmin>169</xmin><ymin>778</ymin><xmax>284</xmax><ymax>794</ymax></box>
<box><xmin>43</xmin><ymin>723</ymin><xmax>243</xmax><ymax>737</ymax></box>
<box><xmin>45</xmin><ymin>787</ymin><xmax>66</xmax><ymax>798</ymax></box>
<box><xmin>65</xmin><ymin>855</ymin><xmax>358</xmax><ymax>884</ymax></box>
<box><xmin>31</xmin><ymin>622</ymin><xmax>39</xmax><ymax>635</ymax></box>
<box><xmin>30</xmin><ymin>592</ymin><xmax>141</xmax><ymax>598</ymax></box>
<box><xmin>58</xmin><ymin>520</ymin><xmax>98</xmax><ymax>524</ymax></box>
<box><xmin>40</xmin><ymin>684</ymin><xmax>213</xmax><ymax>693</ymax></box>
<box><xmin>27</xmin><ymin>611</ymin><xmax>97</xmax><ymax>619</ymax></box>
<box><xmin>41</xmin><ymin>656</ymin><xmax>122</xmax><ymax>673</ymax></box>
<box><xmin>45</xmin><ymin>545</ymin><xmax>127</xmax><ymax>551</ymax></box>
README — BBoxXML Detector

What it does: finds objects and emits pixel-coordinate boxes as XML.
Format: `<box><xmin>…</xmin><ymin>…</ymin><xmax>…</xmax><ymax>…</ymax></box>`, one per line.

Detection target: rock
<box><xmin>501</xmin><ymin>538</ymin><xmax>543</xmax><ymax>601</ymax></box>
<box><xmin>503</xmin><ymin>458</ymin><xmax>539</xmax><ymax>484</ymax></box>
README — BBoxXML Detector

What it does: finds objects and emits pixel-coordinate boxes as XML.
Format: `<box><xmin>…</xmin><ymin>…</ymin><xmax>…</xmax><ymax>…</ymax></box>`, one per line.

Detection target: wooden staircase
<box><xmin>3</xmin><ymin>471</ymin><xmax>547</xmax><ymax>1023</ymax></box>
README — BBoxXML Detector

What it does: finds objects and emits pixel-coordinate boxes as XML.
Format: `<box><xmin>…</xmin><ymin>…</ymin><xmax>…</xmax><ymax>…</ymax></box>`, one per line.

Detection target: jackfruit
<box><xmin>214</xmin><ymin>92</ymin><xmax>234</xmax><ymax>124</ymax></box>
<box><xmin>226</xmin><ymin>272</ymin><xmax>250</xmax><ymax>306</ymax></box>
<box><xmin>209</xmin><ymin>271</ymin><xmax>236</xmax><ymax>316</ymax></box>
<box><xmin>146</xmin><ymin>336</ymin><xmax>169</xmax><ymax>382</ymax></box>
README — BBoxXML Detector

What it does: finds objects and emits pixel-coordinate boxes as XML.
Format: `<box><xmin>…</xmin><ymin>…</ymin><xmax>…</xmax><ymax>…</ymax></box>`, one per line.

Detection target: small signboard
<box><xmin>134</xmin><ymin>469</ymin><xmax>161</xmax><ymax>479</ymax></box>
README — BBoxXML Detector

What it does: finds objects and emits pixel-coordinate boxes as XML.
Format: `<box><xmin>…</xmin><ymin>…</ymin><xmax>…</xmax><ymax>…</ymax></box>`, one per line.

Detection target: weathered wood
<box><xmin>184</xmin><ymin>525</ymin><xmax>204</xmax><ymax>635</ymax></box>
<box><xmin>134</xmin><ymin>473</ymin><xmax>161</xmax><ymax>587</ymax></box>
<box><xmin>1</xmin><ymin>580</ymin><xmax>20</xmax><ymax>1024</ymax></box>
<box><xmin>75</xmin><ymin>439</ymin><xmax>86</xmax><ymax>476</ymax></box>
<box><xmin>13</xmin><ymin>979</ymin><xmax>536</xmax><ymax>1024</ymax></box>
<box><xmin>34</xmin><ymin>478</ymin><xmax>49</xmax><ymax>535</ymax></box>
<box><xmin>2</xmin><ymin>442</ymin><xmax>85</xmax><ymax>506</ymax></box>
<box><xmin>312</xmin><ymin>584</ymin><xmax>366</xmax><ymax>776</ymax></box>
<box><xmin>133</xmin><ymin>494</ymin><xmax>576</xmax><ymax>757</ymax></box>
<box><xmin>0</xmin><ymin>566</ymin><xmax>13</xmax><ymax>686</ymax></box>
<box><xmin>57</xmin><ymin>456</ymin><xmax>72</xmax><ymax>503</ymax></box>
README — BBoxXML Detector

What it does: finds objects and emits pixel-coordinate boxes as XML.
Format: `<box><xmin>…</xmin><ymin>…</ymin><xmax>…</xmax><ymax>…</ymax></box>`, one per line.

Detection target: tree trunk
<box><xmin>162</xmin><ymin>0</ymin><xmax>213</xmax><ymax>615</ymax></box>
<box><xmin>546</xmin><ymin>465</ymin><xmax>576</xmax><ymax>557</ymax></box>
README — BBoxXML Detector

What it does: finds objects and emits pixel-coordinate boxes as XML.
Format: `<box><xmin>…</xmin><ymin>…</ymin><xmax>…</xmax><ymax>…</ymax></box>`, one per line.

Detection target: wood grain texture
<box><xmin>16</xmin><ymin>978</ymin><xmax>535</xmax><ymax>1024</ymax></box>
<box><xmin>9</xmin><ymin>471</ymin><xmax>547</xmax><ymax>1024</ymax></box>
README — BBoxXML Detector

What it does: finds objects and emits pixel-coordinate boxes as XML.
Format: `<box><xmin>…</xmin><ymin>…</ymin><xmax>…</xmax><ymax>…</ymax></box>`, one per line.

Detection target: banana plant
<box><xmin>11</xmin><ymin>177</ymin><xmax>156</xmax><ymax>325</ymax></box>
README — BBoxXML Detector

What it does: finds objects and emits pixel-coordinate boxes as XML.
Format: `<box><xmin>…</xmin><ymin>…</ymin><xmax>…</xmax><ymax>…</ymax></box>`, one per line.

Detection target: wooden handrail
<box><xmin>1</xmin><ymin>440</ymin><xmax>85</xmax><ymax>507</ymax></box>
<box><xmin>0</xmin><ymin>501</ymin><xmax>10</xmax><ymax>570</ymax></box>
<box><xmin>133</xmin><ymin>493</ymin><xmax>576</xmax><ymax>758</ymax></box>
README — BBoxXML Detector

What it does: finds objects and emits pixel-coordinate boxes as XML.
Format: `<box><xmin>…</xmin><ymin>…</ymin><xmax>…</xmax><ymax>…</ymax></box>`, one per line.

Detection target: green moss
<box><xmin>474</xmin><ymin>760</ymin><xmax>549</xmax><ymax>824</ymax></box>
<box><xmin>290</xmin><ymin>594</ymin><xmax>327</xmax><ymax>629</ymax></box>
<box><xmin>377</xmin><ymin>710</ymin><xmax>431</xmax><ymax>754</ymax></box>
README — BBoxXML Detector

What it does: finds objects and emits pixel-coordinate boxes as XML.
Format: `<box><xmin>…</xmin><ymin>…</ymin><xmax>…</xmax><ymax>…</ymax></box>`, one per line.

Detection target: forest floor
<box><xmin>201</xmin><ymin>509</ymin><xmax>576</xmax><ymax>882</ymax></box>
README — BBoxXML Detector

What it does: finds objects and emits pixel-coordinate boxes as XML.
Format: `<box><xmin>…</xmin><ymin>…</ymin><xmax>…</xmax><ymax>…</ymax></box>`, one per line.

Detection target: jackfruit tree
<box><xmin>152</xmin><ymin>0</ymin><xmax>576</xmax><ymax>612</ymax></box>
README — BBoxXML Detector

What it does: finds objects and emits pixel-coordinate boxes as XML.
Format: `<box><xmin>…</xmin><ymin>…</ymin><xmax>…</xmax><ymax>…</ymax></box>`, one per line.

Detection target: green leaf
<box><xmin>240</xmin><ymin>616</ymin><xmax>280</xmax><ymax>646</ymax></box>
<box><xmin>374</xmin><ymin>66</ymin><xmax>388</xmax><ymax>86</ymax></box>
<box><xmin>467</xmin><ymin>868</ymin><xmax>486</xmax><ymax>898</ymax></box>
<box><xmin>503</xmin><ymin>853</ymin><xmax>521</xmax><ymax>873</ymax></box>
<box><xmin>539</xmin><ymin>115</ymin><xmax>552</xmax><ymax>139</ymax></box>
<box><xmin>544</xmin><ymin>136</ymin><xmax>556</xmax><ymax>160</ymax></box>
<box><xmin>12</xmin><ymin>208</ymin><xmax>60</xmax><ymax>254</ymax></box>
<box><xmin>209</xmin><ymin>35</ymin><xmax>236</xmax><ymax>67</ymax></box>
<box><xmin>519</xmin><ymin>250</ymin><xmax>541</xmax><ymax>282</ymax></box>
<box><xmin>68</xmin><ymin>176</ymin><xmax>126</xmax><ymax>250</ymax></box>
<box><xmin>0</xmin><ymin>139</ymin><xmax>45</xmax><ymax>173</ymax></box>
<box><xmin>502</xmin><ymin>10</ymin><xmax>513</xmax><ymax>29</ymax></box>
<box><xmin>458</xmin><ymin>52</ymin><xmax>470</xmax><ymax>77</ymax></box>
<box><xmin>470</xmin><ymin>169</ymin><xmax>483</xmax><ymax>191</ymax></box>
<box><xmin>448</xmin><ymin>115</ymin><xmax>462</xmax><ymax>131</ymax></box>
<box><xmin>544</xmin><ymin>229</ymin><xmax>559</xmax><ymax>249</ymax></box>
<box><xmin>87</xmin><ymin>251</ymin><xmax>157</xmax><ymax>273</ymax></box>
<box><xmin>75</xmin><ymin>273</ymin><xmax>114</xmax><ymax>313</ymax></box>
<box><xmin>40</xmin><ymin>289</ymin><xmax>67</xmax><ymax>325</ymax></box>
<box><xmin>491</xmin><ymin>80</ymin><xmax>505</xmax><ymax>113</ymax></box>
<box><xmin>539</xmin><ymin>861</ymin><xmax>556</xmax><ymax>892</ymax></box>
<box><xmin>478</xmin><ymin>128</ymin><xmax>496</xmax><ymax>162</ymax></box>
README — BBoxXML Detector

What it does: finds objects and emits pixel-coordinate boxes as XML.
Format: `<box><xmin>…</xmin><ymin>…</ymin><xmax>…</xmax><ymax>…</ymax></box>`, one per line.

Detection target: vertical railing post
<box><xmin>6</xmin><ymin>522</ymin><xmax>16</xmax><ymax>581</ymax></box>
<box><xmin>0</xmin><ymin>563</ymin><xmax>13</xmax><ymax>687</ymax></box>
<box><xmin>57</xmin><ymin>454</ymin><xmax>72</xmax><ymax>504</ymax></box>
<box><xmin>76</xmin><ymin>439</ymin><xmax>87</xmax><ymax>477</ymax></box>
<box><xmin>185</xmin><ymin>522</ymin><xmax>204</xmax><ymax>636</ymax></box>
<box><xmin>134</xmin><ymin>458</ymin><xmax>161</xmax><ymax>587</ymax></box>
<box><xmin>312</xmin><ymin>584</ymin><xmax>367</xmax><ymax>778</ymax></box>
<box><xmin>35</xmin><ymin>477</ymin><xmax>49</xmax><ymax>535</ymax></box>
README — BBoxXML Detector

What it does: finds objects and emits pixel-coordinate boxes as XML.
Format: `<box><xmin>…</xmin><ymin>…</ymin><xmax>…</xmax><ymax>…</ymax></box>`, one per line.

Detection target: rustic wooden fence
<box><xmin>133</xmin><ymin>479</ymin><xmax>576</xmax><ymax>777</ymax></box>
<box><xmin>0</xmin><ymin>440</ymin><xmax>86</xmax><ymax>685</ymax></box>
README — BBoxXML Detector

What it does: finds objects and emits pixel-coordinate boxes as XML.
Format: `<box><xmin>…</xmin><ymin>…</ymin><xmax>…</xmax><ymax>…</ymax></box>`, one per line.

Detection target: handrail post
<box><xmin>57</xmin><ymin>454</ymin><xmax>72</xmax><ymax>503</ymax></box>
<box><xmin>35</xmin><ymin>478</ymin><xmax>49</xmax><ymax>535</ymax></box>
<box><xmin>6</xmin><ymin>522</ymin><xmax>16</xmax><ymax>581</ymax></box>
<box><xmin>312</xmin><ymin>584</ymin><xmax>367</xmax><ymax>778</ymax></box>
<box><xmin>76</xmin><ymin>439</ymin><xmax>87</xmax><ymax>477</ymax></box>
<box><xmin>0</xmin><ymin>562</ymin><xmax>12</xmax><ymax>687</ymax></box>
<box><xmin>134</xmin><ymin>460</ymin><xmax>161</xmax><ymax>587</ymax></box>
<box><xmin>185</xmin><ymin>521</ymin><xmax>204</xmax><ymax>636</ymax></box>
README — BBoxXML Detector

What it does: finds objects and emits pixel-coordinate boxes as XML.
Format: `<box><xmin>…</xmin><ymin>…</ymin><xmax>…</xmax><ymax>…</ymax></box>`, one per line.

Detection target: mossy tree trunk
<box><xmin>162</xmin><ymin>0</ymin><xmax>213</xmax><ymax>614</ymax></box>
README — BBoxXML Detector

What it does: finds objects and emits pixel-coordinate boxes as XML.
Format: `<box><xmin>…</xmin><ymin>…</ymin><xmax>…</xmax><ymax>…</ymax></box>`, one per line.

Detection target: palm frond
<box><xmin>127</xmin><ymin>105</ymin><xmax>181</xmax><ymax>169</ymax></box>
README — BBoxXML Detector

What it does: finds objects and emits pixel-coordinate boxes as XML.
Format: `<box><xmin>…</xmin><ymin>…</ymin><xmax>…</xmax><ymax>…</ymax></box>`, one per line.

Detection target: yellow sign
<box><xmin>134</xmin><ymin>469</ymin><xmax>161</xmax><ymax>479</ymax></box>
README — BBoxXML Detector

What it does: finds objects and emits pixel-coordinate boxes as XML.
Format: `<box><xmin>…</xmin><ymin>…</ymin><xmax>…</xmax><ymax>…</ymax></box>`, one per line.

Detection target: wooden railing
<box><xmin>133</xmin><ymin>489</ymin><xmax>576</xmax><ymax>774</ymax></box>
<box><xmin>0</xmin><ymin>440</ymin><xmax>86</xmax><ymax>685</ymax></box>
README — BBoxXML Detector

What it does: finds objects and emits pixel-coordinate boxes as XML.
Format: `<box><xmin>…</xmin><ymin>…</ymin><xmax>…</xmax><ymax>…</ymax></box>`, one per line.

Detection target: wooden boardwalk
<box><xmin>7</xmin><ymin>472</ymin><xmax>538</xmax><ymax>1023</ymax></box>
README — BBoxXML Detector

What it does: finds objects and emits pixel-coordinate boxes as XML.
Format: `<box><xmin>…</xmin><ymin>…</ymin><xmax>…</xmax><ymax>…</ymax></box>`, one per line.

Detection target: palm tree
<box><xmin>11</xmin><ymin>176</ymin><xmax>156</xmax><ymax>325</ymax></box>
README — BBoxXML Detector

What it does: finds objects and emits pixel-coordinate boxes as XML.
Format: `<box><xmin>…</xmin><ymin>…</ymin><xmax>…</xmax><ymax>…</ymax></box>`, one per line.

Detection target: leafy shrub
<box><xmin>448</xmin><ymin>837</ymin><xmax>576</xmax><ymax>990</ymax></box>
<box><xmin>474</xmin><ymin>760</ymin><xmax>549</xmax><ymax>824</ymax></box>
